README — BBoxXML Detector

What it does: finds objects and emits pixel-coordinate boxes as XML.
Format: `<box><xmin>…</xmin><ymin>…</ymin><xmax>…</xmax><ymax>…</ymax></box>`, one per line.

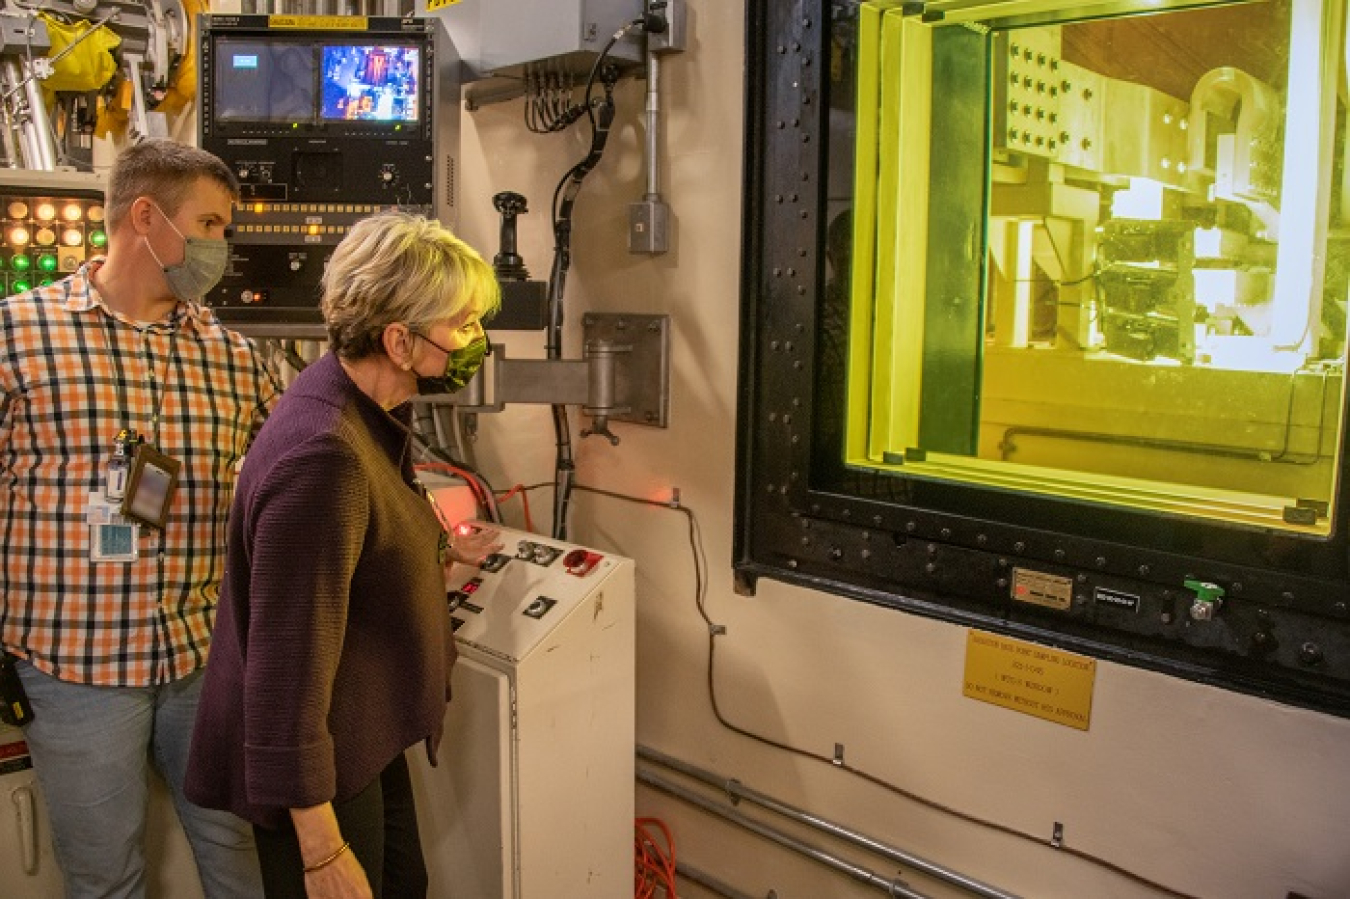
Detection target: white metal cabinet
<box><xmin>409</xmin><ymin>528</ymin><xmax>636</xmax><ymax>898</ymax></box>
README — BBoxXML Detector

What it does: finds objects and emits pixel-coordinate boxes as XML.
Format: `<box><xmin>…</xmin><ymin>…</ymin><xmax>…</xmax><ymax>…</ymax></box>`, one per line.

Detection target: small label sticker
<box><xmin>0</xmin><ymin>729</ymin><xmax>31</xmax><ymax>774</ymax></box>
<box><xmin>268</xmin><ymin>14</ymin><xmax>368</xmax><ymax>29</ymax></box>
<box><xmin>1011</xmin><ymin>568</ymin><xmax>1073</xmax><ymax>610</ymax></box>
<box><xmin>1094</xmin><ymin>587</ymin><xmax>1141</xmax><ymax>614</ymax></box>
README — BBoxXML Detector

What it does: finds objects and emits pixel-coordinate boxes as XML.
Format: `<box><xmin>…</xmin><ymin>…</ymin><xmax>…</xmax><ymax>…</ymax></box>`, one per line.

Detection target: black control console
<box><xmin>198</xmin><ymin>15</ymin><xmax>444</xmax><ymax>329</ymax></box>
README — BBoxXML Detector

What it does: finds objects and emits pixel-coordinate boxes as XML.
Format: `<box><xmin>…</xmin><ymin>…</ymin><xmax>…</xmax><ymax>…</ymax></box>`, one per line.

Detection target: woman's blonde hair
<box><xmin>320</xmin><ymin>211</ymin><xmax>500</xmax><ymax>359</ymax></box>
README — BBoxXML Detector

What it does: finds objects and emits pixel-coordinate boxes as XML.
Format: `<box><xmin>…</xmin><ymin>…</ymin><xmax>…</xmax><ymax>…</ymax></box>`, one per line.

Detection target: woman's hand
<box><xmin>292</xmin><ymin>804</ymin><xmax>372</xmax><ymax>899</ymax></box>
<box><xmin>446</xmin><ymin>522</ymin><xmax>505</xmax><ymax>566</ymax></box>
<box><xmin>304</xmin><ymin>849</ymin><xmax>372</xmax><ymax>899</ymax></box>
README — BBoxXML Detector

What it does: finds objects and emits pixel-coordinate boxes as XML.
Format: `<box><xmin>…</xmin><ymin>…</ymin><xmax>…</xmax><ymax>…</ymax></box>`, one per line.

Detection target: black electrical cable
<box><xmin>542</xmin><ymin>18</ymin><xmax>643</xmax><ymax>539</ymax></box>
<box><xmin>574</xmin><ymin>484</ymin><xmax>1201</xmax><ymax>899</ymax></box>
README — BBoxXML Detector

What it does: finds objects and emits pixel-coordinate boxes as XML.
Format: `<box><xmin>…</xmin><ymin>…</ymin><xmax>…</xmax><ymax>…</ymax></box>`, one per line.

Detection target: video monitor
<box><xmin>320</xmin><ymin>45</ymin><xmax>421</xmax><ymax>123</ymax></box>
<box><xmin>214</xmin><ymin>39</ymin><xmax>317</xmax><ymax>124</ymax></box>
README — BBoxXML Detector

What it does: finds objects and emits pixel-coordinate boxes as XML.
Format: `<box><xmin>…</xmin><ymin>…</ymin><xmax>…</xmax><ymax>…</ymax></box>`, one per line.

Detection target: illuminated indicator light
<box><xmin>38</xmin><ymin>277</ymin><xmax>52</xmax><ymax>286</ymax></box>
<box><xmin>34</xmin><ymin>203</ymin><xmax>55</xmax><ymax>221</ymax></box>
<box><xmin>35</xmin><ymin>228</ymin><xmax>55</xmax><ymax>246</ymax></box>
<box><xmin>7</xmin><ymin>201</ymin><xmax>27</xmax><ymax>218</ymax></box>
<box><xmin>62</xmin><ymin>229</ymin><xmax>82</xmax><ymax>246</ymax></box>
<box><xmin>308</xmin><ymin>225</ymin><xmax>320</xmax><ymax>236</ymax></box>
<box><xmin>9</xmin><ymin>226</ymin><xmax>30</xmax><ymax>245</ymax></box>
<box><xmin>253</xmin><ymin>202</ymin><xmax>264</xmax><ymax>214</ymax></box>
<box><xmin>61</xmin><ymin>203</ymin><xmax>82</xmax><ymax>221</ymax></box>
<box><xmin>89</xmin><ymin>230</ymin><xmax>107</xmax><ymax>248</ymax></box>
<box><xmin>87</xmin><ymin>205</ymin><xmax>105</xmax><ymax>223</ymax></box>
<box><xmin>11</xmin><ymin>254</ymin><xmax>30</xmax><ymax>270</ymax></box>
<box><xmin>12</xmin><ymin>279</ymin><xmax>30</xmax><ymax>292</ymax></box>
<box><xmin>37</xmin><ymin>254</ymin><xmax>57</xmax><ymax>272</ymax></box>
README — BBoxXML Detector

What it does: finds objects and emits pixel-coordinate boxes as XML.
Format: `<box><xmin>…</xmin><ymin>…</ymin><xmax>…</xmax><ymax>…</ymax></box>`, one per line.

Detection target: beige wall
<box><xmin>453</xmin><ymin>2</ymin><xmax>1350</xmax><ymax>896</ymax></box>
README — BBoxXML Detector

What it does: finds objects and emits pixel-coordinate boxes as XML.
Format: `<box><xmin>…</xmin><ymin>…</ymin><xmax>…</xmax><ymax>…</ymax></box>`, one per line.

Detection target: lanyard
<box><xmin>100</xmin><ymin>311</ymin><xmax>180</xmax><ymax>448</ymax></box>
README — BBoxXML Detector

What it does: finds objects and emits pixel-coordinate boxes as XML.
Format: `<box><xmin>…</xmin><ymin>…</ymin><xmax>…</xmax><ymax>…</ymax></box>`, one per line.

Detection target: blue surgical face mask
<box><xmin>143</xmin><ymin>202</ymin><xmax>229</xmax><ymax>301</ymax></box>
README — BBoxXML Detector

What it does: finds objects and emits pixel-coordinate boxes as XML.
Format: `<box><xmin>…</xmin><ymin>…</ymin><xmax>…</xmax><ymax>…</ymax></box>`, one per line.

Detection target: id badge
<box><xmin>87</xmin><ymin>492</ymin><xmax>138</xmax><ymax>563</ymax></box>
<box><xmin>120</xmin><ymin>444</ymin><xmax>181</xmax><ymax>531</ymax></box>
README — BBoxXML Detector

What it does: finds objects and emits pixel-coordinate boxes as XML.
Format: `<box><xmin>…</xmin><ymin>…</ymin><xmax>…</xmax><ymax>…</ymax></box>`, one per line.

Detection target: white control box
<box><xmin>409</xmin><ymin>527</ymin><xmax>635</xmax><ymax>898</ymax></box>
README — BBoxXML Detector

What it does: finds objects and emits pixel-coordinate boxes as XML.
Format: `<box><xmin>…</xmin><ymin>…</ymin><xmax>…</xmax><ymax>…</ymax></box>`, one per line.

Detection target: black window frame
<box><xmin>734</xmin><ymin>0</ymin><xmax>1350</xmax><ymax>716</ymax></box>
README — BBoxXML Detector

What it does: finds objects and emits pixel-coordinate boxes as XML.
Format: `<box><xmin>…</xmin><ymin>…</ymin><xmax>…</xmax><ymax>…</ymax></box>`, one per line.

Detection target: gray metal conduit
<box><xmin>638</xmin><ymin>768</ymin><xmax>930</xmax><ymax>899</ymax></box>
<box><xmin>674</xmin><ymin>860</ymin><xmax>764</xmax><ymax>899</ymax></box>
<box><xmin>638</xmin><ymin>745</ymin><xmax>1021</xmax><ymax>899</ymax></box>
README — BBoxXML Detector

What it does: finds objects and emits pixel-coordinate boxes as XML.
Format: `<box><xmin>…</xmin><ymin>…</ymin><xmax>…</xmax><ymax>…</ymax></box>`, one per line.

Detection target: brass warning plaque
<box><xmin>963</xmin><ymin>630</ymin><xmax>1096</xmax><ymax>730</ymax></box>
<box><xmin>1010</xmin><ymin>567</ymin><xmax>1073</xmax><ymax>610</ymax></box>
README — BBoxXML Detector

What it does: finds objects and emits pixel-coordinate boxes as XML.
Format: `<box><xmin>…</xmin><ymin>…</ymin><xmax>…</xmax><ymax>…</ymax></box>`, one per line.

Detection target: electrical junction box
<box><xmin>423</xmin><ymin>0</ymin><xmax>644</xmax><ymax>105</ymax></box>
<box><xmin>407</xmin><ymin>526</ymin><xmax>635</xmax><ymax>898</ymax></box>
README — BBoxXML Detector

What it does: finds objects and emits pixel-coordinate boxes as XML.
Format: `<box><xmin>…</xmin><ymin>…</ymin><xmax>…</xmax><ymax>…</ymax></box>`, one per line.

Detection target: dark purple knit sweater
<box><xmin>185</xmin><ymin>351</ymin><xmax>454</xmax><ymax>828</ymax></box>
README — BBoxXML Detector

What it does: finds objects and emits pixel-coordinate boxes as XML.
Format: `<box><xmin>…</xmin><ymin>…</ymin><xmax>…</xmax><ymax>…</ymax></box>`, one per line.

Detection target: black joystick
<box><xmin>492</xmin><ymin>191</ymin><xmax>530</xmax><ymax>281</ymax></box>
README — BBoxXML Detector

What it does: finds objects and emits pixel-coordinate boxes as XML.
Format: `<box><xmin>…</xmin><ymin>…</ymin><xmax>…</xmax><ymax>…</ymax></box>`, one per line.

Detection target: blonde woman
<box><xmin>187</xmin><ymin>211</ymin><xmax>503</xmax><ymax>899</ymax></box>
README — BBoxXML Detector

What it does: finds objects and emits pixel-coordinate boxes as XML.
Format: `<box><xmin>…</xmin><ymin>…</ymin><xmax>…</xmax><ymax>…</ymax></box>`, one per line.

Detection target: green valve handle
<box><xmin>1184</xmin><ymin>579</ymin><xmax>1226</xmax><ymax>621</ymax></box>
<box><xmin>1183</xmin><ymin>579</ymin><xmax>1226</xmax><ymax>603</ymax></box>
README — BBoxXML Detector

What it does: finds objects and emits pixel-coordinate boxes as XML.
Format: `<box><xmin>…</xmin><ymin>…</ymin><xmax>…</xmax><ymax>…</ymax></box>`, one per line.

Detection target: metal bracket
<box><xmin>420</xmin><ymin>312</ymin><xmax>670</xmax><ymax>441</ymax></box>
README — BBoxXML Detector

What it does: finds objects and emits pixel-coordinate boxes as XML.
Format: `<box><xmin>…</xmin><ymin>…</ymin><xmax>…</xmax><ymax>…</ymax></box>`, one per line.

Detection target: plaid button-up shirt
<box><xmin>0</xmin><ymin>261</ymin><xmax>282</xmax><ymax>686</ymax></box>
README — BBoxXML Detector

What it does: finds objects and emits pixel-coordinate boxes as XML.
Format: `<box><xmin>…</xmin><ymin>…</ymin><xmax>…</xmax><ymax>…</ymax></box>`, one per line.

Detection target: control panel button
<box><xmin>522</xmin><ymin>597</ymin><xmax>557</xmax><ymax>619</ymax></box>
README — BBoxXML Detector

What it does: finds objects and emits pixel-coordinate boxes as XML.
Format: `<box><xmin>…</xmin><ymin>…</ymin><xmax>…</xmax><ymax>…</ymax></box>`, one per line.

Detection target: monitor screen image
<box><xmin>320</xmin><ymin>45</ymin><xmax>421</xmax><ymax>123</ymax></box>
<box><xmin>214</xmin><ymin>40</ymin><xmax>316</xmax><ymax>123</ymax></box>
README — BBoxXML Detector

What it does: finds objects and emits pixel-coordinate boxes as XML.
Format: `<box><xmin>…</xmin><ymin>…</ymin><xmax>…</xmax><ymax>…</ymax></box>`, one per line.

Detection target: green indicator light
<box><xmin>10</xmin><ymin>254</ymin><xmax>29</xmax><ymax>271</ymax></box>
<box><xmin>292</xmin><ymin>122</ymin><xmax>299</xmax><ymax>129</ymax></box>
<box><xmin>38</xmin><ymin>254</ymin><xmax>58</xmax><ymax>272</ymax></box>
<box><xmin>89</xmin><ymin>230</ymin><xmax>107</xmax><ymax>248</ymax></box>
<box><xmin>12</xmin><ymin>279</ymin><xmax>30</xmax><ymax>292</ymax></box>
<box><xmin>38</xmin><ymin>277</ymin><xmax>52</xmax><ymax>287</ymax></box>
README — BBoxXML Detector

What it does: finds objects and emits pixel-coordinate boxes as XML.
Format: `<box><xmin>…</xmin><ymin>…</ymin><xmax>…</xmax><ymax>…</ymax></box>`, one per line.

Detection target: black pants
<box><xmin>253</xmin><ymin>753</ymin><xmax>427</xmax><ymax>899</ymax></box>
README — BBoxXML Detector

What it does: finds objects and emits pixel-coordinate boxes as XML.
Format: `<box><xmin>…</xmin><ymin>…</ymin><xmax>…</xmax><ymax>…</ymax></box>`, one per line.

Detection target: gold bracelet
<box><xmin>303</xmin><ymin>840</ymin><xmax>351</xmax><ymax>874</ymax></box>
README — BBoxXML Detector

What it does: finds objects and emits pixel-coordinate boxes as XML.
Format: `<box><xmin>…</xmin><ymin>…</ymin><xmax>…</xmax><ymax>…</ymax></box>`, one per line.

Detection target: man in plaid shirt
<box><xmin>0</xmin><ymin>140</ymin><xmax>281</xmax><ymax>896</ymax></box>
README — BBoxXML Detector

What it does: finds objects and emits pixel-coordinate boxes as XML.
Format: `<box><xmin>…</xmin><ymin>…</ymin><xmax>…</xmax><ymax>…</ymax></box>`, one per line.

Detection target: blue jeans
<box><xmin>14</xmin><ymin>660</ymin><xmax>263</xmax><ymax>899</ymax></box>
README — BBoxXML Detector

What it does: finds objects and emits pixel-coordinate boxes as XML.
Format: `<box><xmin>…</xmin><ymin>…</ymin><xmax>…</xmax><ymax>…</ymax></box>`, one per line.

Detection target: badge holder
<box><xmin>121</xmin><ymin>444</ymin><xmax>181</xmax><ymax>531</ymax></box>
<box><xmin>88</xmin><ymin>493</ymin><xmax>138</xmax><ymax>563</ymax></box>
